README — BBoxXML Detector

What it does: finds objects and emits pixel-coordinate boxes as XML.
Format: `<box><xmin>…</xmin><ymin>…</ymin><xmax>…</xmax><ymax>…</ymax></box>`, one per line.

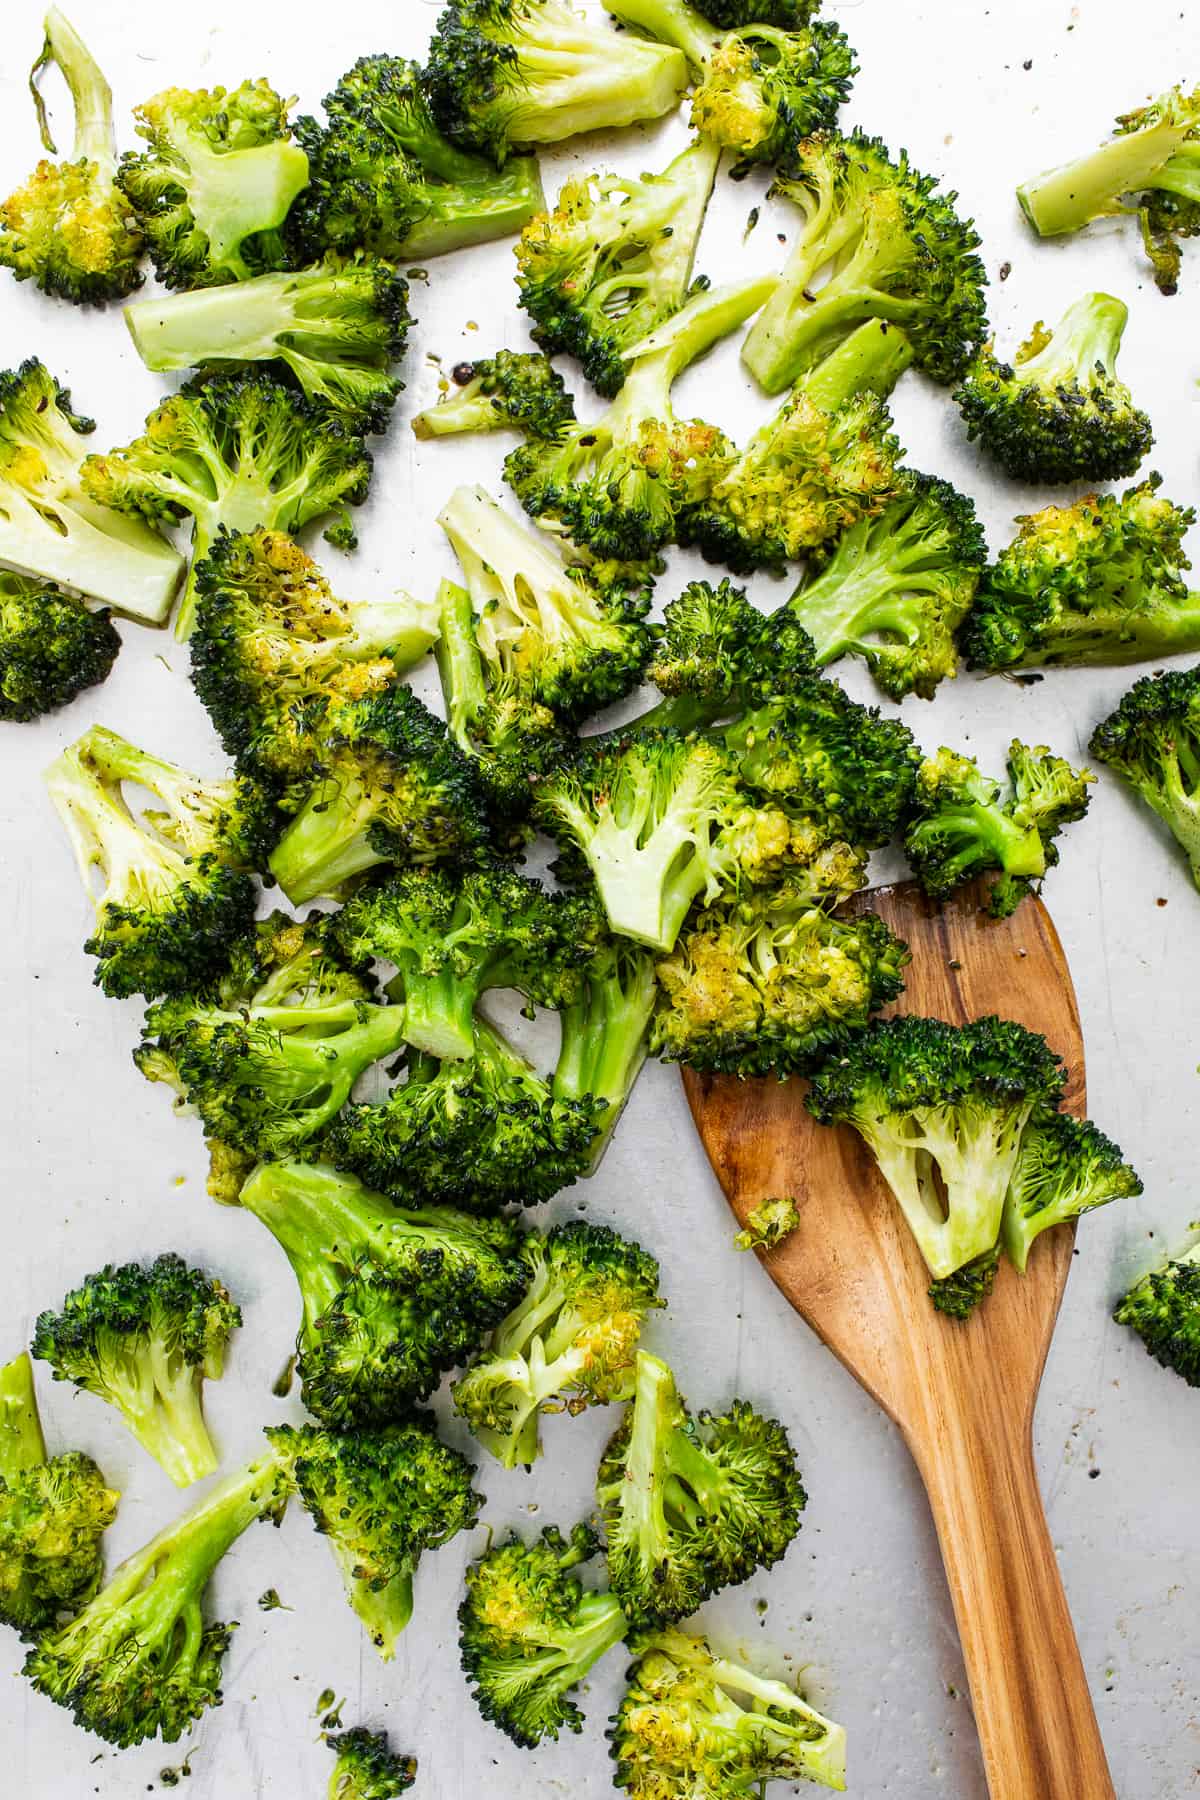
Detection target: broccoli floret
<box><xmin>654</xmin><ymin>885</ymin><xmax>907</xmax><ymax>1075</ymax></box>
<box><xmin>0</xmin><ymin>569</ymin><xmax>119</xmax><ymax>722</ymax></box>
<box><xmin>327</xmin><ymin>1726</ymin><xmax>417</xmax><ymax>1800</ymax></box>
<box><xmin>0</xmin><ymin>9</ymin><xmax>143</xmax><ymax>303</ymax></box>
<box><xmin>81</xmin><ymin>371</ymin><xmax>374</xmax><ymax>639</ymax></box>
<box><xmin>611</xmin><ymin>1625</ymin><xmax>847</xmax><ymax>1795</ymax></box>
<box><xmin>904</xmin><ymin>740</ymin><xmax>1094</xmax><ymax>919</ymax></box>
<box><xmin>806</xmin><ymin>1015</ymin><xmax>1066</xmax><ymax>1282</ymax></box>
<box><xmin>552</xmin><ymin>933</ymin><xmax>660</xmax><ymax>1168</ymax></box>
<box><xmin>31</xmin><ymin>1256</ymin><xmax>240</xmax><ymax>1489</ymax></box>
<box><xmin>692</xmin><ymin>0</ymin><xmax>819</xmax><ymax>21</ymax></box>
<box><xmin>269</xmin><ymin>1419</ymin><xmax>482</xmax><ymax>1660</ymax></box>
<box><xmin>1017</xmin><ymin>86</ymin><xmax>1200</xmax><ymax>295</ymax></box>
<box><xmin>0</xmin><ymin>1351</ymin><xmax>117</xmax><ymax>1639</ymax></box>
<box><xmin>733</xmin><ymin>1195</ymin><xmax>801</xmax><ymax>1252</ymax></box>
<box><xmin>955</xmin><ymin>294</ymin><xmax>1153</xmax><ymax>484</ymax></box>
<box><xmin>116</xmin><ymin>78</ymin><xmax>308</xmax><ymax>288</ymax></box>
<box><xmin>24</xmin><ymin>1445</ymin><xmax>291</xmax><ymax>1746</ymax></box>
<box><xmin>787</xmin><ymin>471</ymin><xmax>986</xmax><ymax>700</ymax></box>
<box><xmin>742</xmin><ymin>129</ymin><xmax>987</xmax><ymax>394</ymax></box>
<box><xmin>681</xmin><ymin>320</ymin><xmax>911</xmax><ymax>573</ymax></box>
<box><xmin>459</xmin><ymin>1522</ymin><xmax>627</xmax><ymax>1745</ymax></box>
<box><xmin>134</xmin><ymin>910</ymin><xmax>407</xmax><ymax>1161</ymax></box>
<box><xmin>268</xmin><ymin>685</ymin><xmax>492</xmax><ymax>905</ymax></box>
<box><xmin>928</xmin><ymin>1247</ymin><xmax>1000</xmax><ymax>1321</ymax></box>
<box><xmin>506</xmin><ymin>275</ymin><xmax>776</xmax><ymax>559</ymax></box>
<box><xmin>632</xmin><ymin>578</ymin><xmax>816</xmax><ymax>737</ymax></box>
<box><xmin>0</xmin><ymin>359</ymin><xmax>183</xmax><ymax>622</ymax></box>
<box><xmin>45</xmin><ymin>725</ymin><xmax>273</xmax><ymax>1000</ymax></box>
<box><xmin>1002</xmin><ymin>1113</ymin><xmax>1142</xmax><ymax>1274</ymax></box>
<box><xmin>1090</xmin><ymin>667</ymin><xmax>1200</xmax><ymax>887</ymax></box>
<box><xmin>414</xmin><ymin>351</ymin><xmax>575</xmax><ymax>440</ymax></box>
<box><xmin>425</xmin><ymin>0</ymin><xmax>688</xmax><ymax>166</ymax></box>
<box><xmin>962</xmin><ymin>477</ymin><xmax>1200</xmax><ymax>671</ymax></box>
<box><xmin>597</xmin><ymin>1351</ymin><xmax>805</xmax><ymax>1628</ymax></box>
<box><xmin>454</xmin><ymin>1222</ymin><xmax>663</xmax><ymax>1467</ymax></box>
<box><xmin>190</xmin><ymin>528</ymin><xmax>438</xmax><ymax>787</ymax></box>
<box><xmin>1114</xmin><ymin>1245</ymin><xmax>1200</xmax><ymax>1386</ymax></box>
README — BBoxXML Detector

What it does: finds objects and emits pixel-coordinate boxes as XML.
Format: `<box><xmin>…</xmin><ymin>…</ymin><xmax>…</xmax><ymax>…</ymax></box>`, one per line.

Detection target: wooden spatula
<box><xmin>682</xmin><ymin>878</ymin><xmax>1115</xmax><ymax>1800</ymax></box>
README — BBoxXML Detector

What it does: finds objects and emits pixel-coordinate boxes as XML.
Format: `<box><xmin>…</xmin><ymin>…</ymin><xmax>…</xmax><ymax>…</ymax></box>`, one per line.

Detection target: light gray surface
<box><xmin>2</xmin><ymin>0</ymin><xmax>1199</xmax><ymax>1794</ymax></box>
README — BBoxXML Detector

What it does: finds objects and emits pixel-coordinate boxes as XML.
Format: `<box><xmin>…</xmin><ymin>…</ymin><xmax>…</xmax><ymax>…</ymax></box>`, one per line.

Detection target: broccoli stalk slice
<box><xmin>1007</xmin><ymin>291</ymin><xmax>1130</xmax><ymax>392</ymax></box>
<box><xmin>0</xmin><ymin>1352</ymin><xmax>47</xmax><ymax>1482</ymax></box>
<box><xmin>1017</xmin><ymin>98</ymin><xmax>1199</xmax><ymax>238</ymax></box>
<box><xmin>797</xmin><ymin>317</ymin><xmax>914</xmax><ymax>411</ymax></box>
<box><xmin>691</xmin><ymin>1642</ymin><xmax>850</xmax><ymax>1790</ymax></box>
<box><xmin>606</xmin><ymin>0</ymin><xmax>720</xmax><ymax>68</ymax></box>
<box><xmin>436</xmin><ymin>577</ymin><xmax>490</xmax><ymax>746</ymax></box>
<box><xmin>266</xmin><ymin>774</ymin><xmax>393</xmax><ymax>904</ymax></box>
<box><xmin>906</xmin><ymin>755</ymin><xmax>1048</xmax><ymax>896</ymax></box>
<box><xmin>553</xmin><ymin>944</ymin><xmax>656</xmax><ymax>1168</ymax></box>
<box><xmin>30</xmin><ymin>8</ymin><xmax>117</xmax><ymax>169</ymax></box>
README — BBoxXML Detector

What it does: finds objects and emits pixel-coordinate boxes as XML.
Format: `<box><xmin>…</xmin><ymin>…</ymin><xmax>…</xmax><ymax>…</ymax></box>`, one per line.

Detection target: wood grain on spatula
<box><xmin>683</xmin><ymin>879</ymin><xmax>1115</xmax><ymax>1800</ymax></box>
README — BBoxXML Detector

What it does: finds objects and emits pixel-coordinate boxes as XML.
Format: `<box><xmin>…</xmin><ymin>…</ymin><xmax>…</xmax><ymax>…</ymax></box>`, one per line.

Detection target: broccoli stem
<box><xmin>910</xmin><ymin>802</ymin><xmax>1046</xmax><ymax>887</ymax></box>
<box><xmin>798</xmin><ymin>319</ymin><xmax>914</xmax><ymax>412</ymax></box>
<box><xmin>124</xmin><ymin>265</ymin><xmax>342</xmax><ymax>378</ymax></box>
<box><xmin>865</xmin><ymin>1110</ymin><xmax>1032</xmax><ymax>1280</ymax></box>
<box><xmin>267</xmin><ymin>771</ymin><xmax>390</xmax><ymax>904</ymax></box>
<box><xmin>1014</xmin><ymin>292</ymin><xmax>1129</xmax><ymax>387</ymax></box>
<box><xmin>606</xmin><ymin>0</ymin><xmax>720</xmax><ymax>69</ymax></box>
<box><xmin>612</xmin><ymin>273</ymin><xmax>779</xmax><ymax>436</ymax></box>
<box><xmin>435</xmin><ymin>579</ymin><xmax>488</xmax><ymax>746</ymax></box>
<box><xmin>122</xmin><ymin>1352</ymin><xmax>219</xmax><ymax>1490</ymax></box>
<box><xmin>702</xmin><ymin>1656</ymin><xmax>848</xmax><ymax>1787</ymax></box>
<box><xmin>0</xmin><ymin>487</ymin><xmax>184</xmax><ymax>624</ymax></box>
<box><xmin>0</xmin><ymin>1352</ymin><xmax>46</xmax><ymax>1482</ymax></box>
<box><xmin>329</xmin><ymin>1542</ymin><xmax>414</xmax><ymax>1657</ymax></box>
<box><xmin>787</xmin><ymin>512</ymin><xmax>946</xmax><ymax>672</ymax></box>
<box><xmin>31</xmin><ymin>7</ymin><xmax>117</xmax><ymax>168</ymax></box>
<box><xmin>400</xmin><ymin>159</ymin><xmax>545</xmax><ymax>258</ymax></box>
<box><xmin>554</xmin><ymin>954</ymin><xmax>656</xmax><ymax>1169</ymax></box>
<box><xmin>618</xmin><ymin>1351</ymin><xmax>677</xmax><ymax>1574</ymax></box>
<box><xmin>1017</xmin><ymin>114</ymin><xmax>1196</xmax><ymax>237</ymax></box>
<box><xmin>392</xmin><ymin>962</ymin><xmax>479</xmax><ymax>1063</ymax></box>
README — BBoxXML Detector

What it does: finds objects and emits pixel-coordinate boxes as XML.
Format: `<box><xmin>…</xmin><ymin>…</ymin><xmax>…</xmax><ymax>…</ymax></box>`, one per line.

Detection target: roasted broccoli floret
<box><xmin>1114</xmin><ymin>1245</ymin><xmax>1200</xmax><ymax>1386</ymax></box>
<box><xmin>0</xmin><ymin>569</ymin><xmax>119</xmax><ymax>722</ymax></box>
<box><xmin>0</xmin><ymin>8</ymin><xmax>143</xmax><ymax>303</ymax></box>
<box><xmin>955</xmin><ymin>294</ymin><xmax>1152</xmax><ymax>484</ymax></box>
<box><xmin>552</xmin><ymin>933</ymin><xmax>660</xmax><ymax>1167</ymax></box>
<box><xmin>460</xmin><ymin>1522</ymin><xmax>627</xmax><ymax>1745</ymax></box>
<box><xmin>269</xmin><ymin>1420</ymin><xmax>482</xmax><ymax>1660</ymax></box>
<box><xmin>0</xmin><ymin>358</ymin><xmax>183</xmax><ymax>622</ymax></box>
<box><xmin>611</xmin><ymin>1625</ymin><xmax>848</xmax><ymax>1795</ymax></box>
<box><xmin>424</xmin><ymin>0</ymin><xmax>688</xmax><ymax>166</ymax></box>
<box><xmin>116</xmin><ymin>78</ymin><xmax>308</xmax><ymax>288</ymax></box>
<box><xmin>0</xmin><ymin>1351</ymin><xmax>117</xmax><ymax>1639</ymax></box>
<box><xmin>327</xmin><ymin>1726</ymin><xmax>417</xmax><ymax>1800</ymax></box>
<box><xmin>268</xmin><ymin>685</ymin><xmax>492</xmax><ymax>905</ymax></box>
<box><xmin>506</xmin><ymin>276</ymin><xmax>775</xmax><ymax>559</ymax></box>
<box><xmin>654</xmin><ymin>884</ymin><xmax>907</xmax><ymax>1074</ymax></box>
<box><xmin>1001</xmin><ymin>1112</ymin><xmax>1142</xmax><ymax>1273</ymax></box>
<box><xmin>24</xmin><ymin>1445</ymin><xmax>291</xmax><ymax>1746</ymax></box>
<box><xmin>46</xmin><ymin>724</ymin><xmax>273</xmax><ymax>1000</ymax></box>
<box><xmin>806</xmin><ymin>1015</ymin><xmax>1065</xmax><ymax>1282</ymax></box>
<box><xmin>414</xmin><ymin>352</ymin><xmax>575</xmax><ymax>440</ymax></box>
<box><xmin>733</xmin><ymin>1195</ymin><xmax>801</xmax><ymax>1253</ymax></box>
<box><xmin>454</xmin><ymin>1222</ymin><xmax>663</xmax><ymax>1467</ymax></box>
<box><xmin>904</xmin><ymin>740</ymin><xmax>1094</xmax><ymax>918</ymax></box>
<box><xmin>1089</xmin><ymin>667</ymin><xmax>1200</xmax><ymax>887</ymax></box>
<box><xmin>742</xmin><ymin>129</ymin><xmax>987</xmax><ymax>394</ymax></box>
<box><xmin>633</xmin><ymin>578</ymin><xmax>816</xmax><ymax>736</ymax></box>
<box><xmin>962</xmin><ymin>477</ymin><xmax>1200</xmax><ymax>671</ymax></box>
<box><xmin>928</xmin><ymin>1247</ymin><xmax>1001</xmax><ymax>1322</ymax></box>
<box><xmin>31</xmin><ymin>1256</ymin><xmax>240</xmax><ymax>1489</ymax></box>
<box><xmin>1017</xmin><ymin>86</ymin><xmax>1200</xmax><ymax>295</ymax></box>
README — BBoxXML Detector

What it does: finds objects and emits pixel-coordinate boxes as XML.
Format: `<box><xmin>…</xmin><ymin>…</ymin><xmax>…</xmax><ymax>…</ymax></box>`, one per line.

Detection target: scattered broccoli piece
<box><xmin>0</xmin><ymin>1351</ymin><xmax>117</xmax><ymax>1639</ymax></box>
<box><xmin>1017</xmin><ymin>85</ymin><xmax>1200</xmax><ymax>295</ymax></box>
<box><xmin>955</xmin><ymin>294</ymin><xmax>1152</xmax><ymax>484</ymax></box>
<box><xmin>0</xmin><ymin>358</ymin><xmax>183</xmax><ymax>622</ymax></box>
<box><xmin>270</xmin><ymin>1420</ymin><xmax>481</xmax><ymax>1660</ymax></box>
<box><xmin>1114</xmin><ymin>1245</ymin><xmax>1200</xmax><ymax>1386</ymax></box>
<box><xmin>0</xmin><ymin>569</ymin><xmax>119</xmax><ymax>722</ymax></box>
<box><xmin>116</xmin><ymin>78</ymin><xmax>308</xmax><ymax>288</ymax></box>
<box><xmin>611</xmin><ymin>1625</ymin><xmax>848</xmax><ymax>1794</ymax></box>
<box><xmin>0</xmin><ymin>8</ymin><xmax>143</xmax><ymax>303</ymax></box>
<box><xmin>928</xmin><ymin>1247</ymin><xmax>1000</xmax><ymax>1322</ymax></box>
<box><xmin>242</xmin><ymin>1160</ymin><xmax>528</xmax><ymax>1427</ymax></box>
<box><xmin>553</xmin><ymin>933</ymin><xmax>660</xmax><ymax>1167</ymax></box>
<box><xmin>45</xmin><ymin>724</ymin><xmax>273</xmax><ymax>1000</ymax></box>
<box><xmin>454</xmin><ymin>1222</ymin><xmax>663</xmax><ymax>1467</ymax></box>
<box><xmin>459</xmin><ymin>1522</ymin><xmax>627</xmax><ymax>1745</ymax></box>
<box><xmin>1002</xmin><ymin>1112</ymin><xmax>1142</xmax><ymax>1273</ymax></box>
<box><xmin>414</xmin><ymin>352</ymin><xmax>575</xmax><ymax>440</ymax></box>
<box><xmin>31</xmin><ymin>1256</ymin><xmax>240</xmax><ymax>1489</ymax></box>
<box><xmin>24</xmin><ymin>1445</ymin><xmax>292</xmax><ymax>1746</ymax></box>
<box><xmin>327</xmin><ymin>1726</ymin><xmax>417</xmax><ymax>1800</ymax></box>
<box><xmin>734</xmin><ymin>1196</ymin><xmax>801</xmax><ymax>1253</ymax></box>
<box><xmin>1089</xmin><ymin>667</ymin><xmax>1200</xmax><ymax>887</ymax></box>
<box><xmin>962</xmin><ymin>477</ymin><xmax>1200</xmax><ymax>671</ymax></box>
<box><xmin>506</xmin><ymin>276</ymin><xmax>776</xmax><ymax>559</ymax></box>
<box><xmin>268</xmin><ymin>685</ymin><xmax>492</xmax><ymax>905</ymax></box>
<box><xmin>904</xmin><ymin>740</ymin><xmax>1094</xmax><ymax>919</ymax></box>
<box><xmin>633</xmin><ymin>577</ymin><xmax>816</xmax><ymax>736</ymax></box>
<box><xmin>806</xmin><ymin>1015</ymin><xmax>1066</xmax><ymax>1282</ymax></box>
<box><xmin>654</xmin><ymin>884</ymin><xmax>907</xmax><ymax>1074</ymax></box>
<box><xmin>424</xmin><ymin>0</ymin><xmax>689</xmax><ymax>166</ymax></box>
<box><xmin>742</xmin><ymin>129</ymin><xmax>987</xmax><ymax>394</ymax></box>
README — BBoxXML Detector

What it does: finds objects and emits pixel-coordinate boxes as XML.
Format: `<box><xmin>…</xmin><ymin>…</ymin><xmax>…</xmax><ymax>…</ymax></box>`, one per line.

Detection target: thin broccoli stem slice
<box><xmin>435</xmin><ymin>579</ymin><xmax>488</xmax><ymax>747</ymax></box>
<box><xmin>702</xmin><ymin>1654</ymin><xmax>849</xmax><ymax>1789</ymax></box>
<box><xmin>31</xmin><ymin>7</ymin><xmax>118</xmax><ymax>169</ymax></box>
<box><xmin>606</xmin><ymin>0</ymin><xmax>721</xmax><ymax>69</ymax></box>
<box><xmin>267</xmin><ymin>771</ymin><xmax>388</xmax><ymax>904</ymax></box>
<box><xmin>329</xmin><ymin>1539</ymin><xmax>414</xmax><ymax>1657</ymax></box>
<box><xmin>610</xmin><ymin>272</ymin><xmax>779</xmax><ymax>437</ymax></box>
<box><xmin>798</xmin><ymin>318</ymin><xmax>914</xmax><ymax>412</ymax></box>
<box><xmin>0</xmin><ymin>1352</ymin><xmax>47</xmax><ymax>1481</ymax></box>
<box><xmin>1017</xmin><ymin>113</ymin><xmax>1195</xmax><ymax>237</ymax></box>
<box><xmin>400</xmin><ymin>158</ymin><xmax>545</xmax><ymax>258</ymax></box>
<box><xmin>122</xmin><ymin>1348</ymin><xmax>219</xmax><ymax>1489</ymax></box>
<box><xmin>615</xmin><ymin>1350</ymin><xmax>676</xmax><ymax>1578</ymax></box>
<box><xmin>553</xmin><ymin>953</ymin><xmax>656</xmax><ymax>1168</ymax></box>
<box><xmin>0</xmin><ymin>481</ymin><xmax>184</xmax><ymax>623</ymax></box>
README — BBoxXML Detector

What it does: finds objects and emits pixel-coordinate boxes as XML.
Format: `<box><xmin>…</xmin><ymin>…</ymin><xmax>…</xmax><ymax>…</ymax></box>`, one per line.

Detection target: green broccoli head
<box><xmin>1114</xmin><ymin>1245</ymin><xmax>1200</xmax><ymax>1386</ymax></box>
<box><xmin>327</xmin><ymin>1726</ymin><xmax>417</xmax><ymax>1800</ymax></box>
<box><xmin>1089</xmin><ymin>667</ymin><xmax>1200</xmax><ymax>887</ymax></box>
<box><xmin>689</xmin><ymin>19</ymin><xmax>856</xmax><ymax>169</ymax></box>
<box><xmin>640</xmin><ymin>578</ymin><xmax>816</xmax><ymax>733</ymax></box>
<box><xmin>928</xmin><ymin>1247</ymin><xmax>1001</xmax><ymax>1321</ymax></box>
<box><xmin>414</xmin><ymin>351</ymin><xmax>575</xmax><ymax>440</ymax></box>
<box><xmin>1001</xmin><ymin>1112</ymin><xmax>1142</xmax><ymax>1273</ymax></box>
<box><xmin>0</xmin><ymin>570</ymin><xmax>119</xmax><ymax>722</ymax></box>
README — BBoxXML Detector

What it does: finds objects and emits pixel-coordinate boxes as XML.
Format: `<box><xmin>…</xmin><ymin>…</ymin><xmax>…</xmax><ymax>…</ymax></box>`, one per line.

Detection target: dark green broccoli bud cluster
<box><xmin>116</xmin><ymin>78</ymin><xmax>308</xmax><ymax>288</ymax></box>
<box><xmin>46</xmin><ymin>724</ymin><xmax>275</xmax><ymax>1001</ymax></box>
<box><xmin>0</xmin><ymin>570</ymin><xmax>119</xmax><ymax>722</ymax></box>
<box><xmin>742</xmin><ymin>129</ymin><xmax>987</xmax><ymax>394</ymax></box>
<box><xmin>597</xmin><ymin>1351</ymin><xmax>805</xmax><ymax>1627</ymax></box>
<box><xmin>928</xmin><ymin>1248</ymin><xmax>1000</xmax><ymax>1321</ymax></box>
<box><xmin>955</xmin><ymin>294</ymin><xmax>1153</xmax><ymax>484</ymax></box>
<box><xmin>1089</xmin><ymin>667</ymin><xmax>1200</xmax><ymax>888</ymax></box>
<box><xmin>269</xmin><ymin>1419</ymin><xmax>482</xmax><ymax>1660</ymax></box>
<box><xmin>610</xmin><ymin>1625</ymin><xmax>848</xmax><ymax>1795</ymax></box>
<box><xmin>632</xmin><ymin>578</ymin><xmax>816</xmax><ymax>737</ymax></box>
<box><xmin>962</xmin><ymin>477</ymin><xmax>1200</xmax><ymax>671</ymax></box>
<box><xmin>31</xmin><ymin>1256</ymin><xmax>240</xmax><ymax>1489</ymax></box>
<box><xmin>327</xmin><ymin>1726</ymin><xmax>417</xmax><ymax>1800</ymax></box>
<box><xmin>242</xmin><ymin>1161</ymin><xmax>528</xmax><ymax>1426</ymax></box>
<box><xmin>24</xmin><ymin>1445</ymin><xmax>292</xmax><ymax>1746</ymax></box>
<box><xmin>904</xmin><ymin>739</ymin><xmax>1094</xmax><ymax>918</ymax></box>
<box><xmin>1114</xmin><ymin>1245</ymin><xmax>1200</xmax><ymax>1386</ymax></box>
<box><xmin>453</xmin><ymin>1221</ymin><xmax>663</xmax><ymax>1467</ymax></box>
<box><xmin>424</xmin><ymin>0</ymin><xmax>689</xmax><ymax>167</ymax></box>
<box><xmin>1002</xmin><ymin>1113</ymin><xmax>1143</xmax><ymax>1273</ymax></box>
<box><xmin>552</xmin><ymin>931</ymin><xmax>661</xmax><ymax>1168</ymax></box>
<box><xmin>0</xmin><ymin>10</ymin><xmax>143</xmax><ymax>304</ymax></box>
<box><xmin>733</xmin><ymin>1195</ymin><xmax>802</xmax><ymax>1252</ymax></box>
<box><xmin>414</xmin><ymin>351</ymin><xmax>574</xmax><ymax>440</ymax></box>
